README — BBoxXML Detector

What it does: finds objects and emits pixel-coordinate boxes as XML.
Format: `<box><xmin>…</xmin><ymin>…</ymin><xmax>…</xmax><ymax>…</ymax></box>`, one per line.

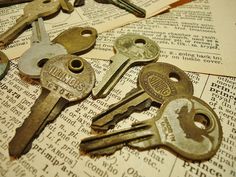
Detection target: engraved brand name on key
<box><xmin>47</xmin><ymin>65</ymin><xmax>85</xmax><ymax>91</ymax></box>
<box><xmin>160</xmin><ymin>116</ymin><xmax>176</xmax><ymax>141</ymax></box>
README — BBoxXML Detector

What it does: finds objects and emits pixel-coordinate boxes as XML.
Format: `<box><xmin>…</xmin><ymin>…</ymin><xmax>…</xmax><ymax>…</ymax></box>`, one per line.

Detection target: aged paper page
<box><xmin>0</xmin><ymin>58</ymin><xmax>235</xmax><ymax>177</ymax></box>
<box><xmin>85</xmin><ymin>0</ymin><xmax>236</xmax><ymax>77</ymax></box>
<box><xmin>0</xmin><ymin>0</ymin><xmax>177</xmax><ymax>59</ymax></box>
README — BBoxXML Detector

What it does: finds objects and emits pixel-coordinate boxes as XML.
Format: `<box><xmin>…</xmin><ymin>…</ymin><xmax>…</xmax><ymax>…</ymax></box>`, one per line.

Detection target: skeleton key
<box><xmin>92</xmin><ymin>62</ymin><xmax>194</xmax><ymax>131</ymax></box>
<box><xmin>92</xmin><ymin>33</ymin><xmax>160</xmax><ymax>99</ymax></box>
<box><xmin>52</xmin><ymin>26</ymin><xmax>97</xmax><ymax>55</ymax></box>
<box><xmin>80</xmin><ymin>95</ymin><xmax>222</xmax><ymax>160</ymax></box>
<box><xmin>9</xmin><ymin>54</ymin><xmax>95</xmax><ymax>158</ymax></box>
<box><xmin>95</xmin><ymin>0</ymin><xmax>146</xmax><ymax>17</ymax></box>
<box><xmin>0</xmin><ymin>51</ymin><xmax>10</xmax><ymax>80</ymax></box>
<box><xmin>0</xmin><ymin>0</ymin><xmax>60</xmax><ymax>48</ymax></box>
<box><xmin>18</xmin><ymin>18</ymin><xmax>68</xmax><ymax>79</ymax></box>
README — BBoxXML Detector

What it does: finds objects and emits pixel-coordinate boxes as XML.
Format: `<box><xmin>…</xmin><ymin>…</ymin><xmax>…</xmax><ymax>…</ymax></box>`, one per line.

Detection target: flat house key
<box><xmin>80</xmin><ymin>95</ymin><xmax>223</xmax><ymax>160</ymax></box>
<box><xmin>92</xmin><ymin>33</ymin><xmax>160</xmax><ymax>99</ymax></box>
<box><xmin>9</xmin><ymin>54</ymin><xmax>95</xmax><ymax>158</ymax></box>
<box><xmin>94</xmin><ymin>0</ymin><xmax>146</xmax><ymax>18</ymax></box>
<box><xmin>0</xmin><ymin>0</ymin><xmax>60</xmax><ymax>48</ymax></box>
<box><xmin>18</xmin><ymin>18</ymin><xmax>67</xmax><ymax>79</ymax></box>
<box><xmin>92</xmin><ymin>62</ymin><xmax>194</xmax><ymax>131</ymax></box>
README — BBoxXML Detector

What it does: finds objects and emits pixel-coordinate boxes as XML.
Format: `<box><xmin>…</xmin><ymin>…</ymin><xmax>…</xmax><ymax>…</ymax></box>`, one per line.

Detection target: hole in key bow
<box><xmin>169</xmin><ymin>72</ymin><xmax>180</xmax><ymax>82</ymax></box>
<box><xmin>81</xmin><ymin>30</ymin><xmax>92</xmax><ymax>37</ymax></box>
<box><xmin>38</xmin><ymin>58</ymin><xmax>49</xmax><ymax>68</ymax></box>
<box><xmin>135</xmin><ymin>39</ymin><xmax>146</xmax><ymax>46</ymax></box>
<box><xmin>194</xmin><ymin>113</ymin><xmax>210</xmax><ymax>130</ymax></box>
<box><xmin>68</xmin><ymin>59</ymin><xmax>84</xmax><ymax>73</ymax></box>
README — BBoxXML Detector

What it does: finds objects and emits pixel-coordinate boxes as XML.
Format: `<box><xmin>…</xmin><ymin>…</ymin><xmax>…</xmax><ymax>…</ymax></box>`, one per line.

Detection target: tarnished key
<box><xmin>80</xmin><ymin>95</ymin><xmax>222</xmax><ymax>160</ymax></box>
<box><xmin>18</xmin><ymin>18</ymin><xmax>68</xmax><ymax>79</ymax></box>
<box><xmin>92</xmin><ymin>62</ymin><xmax>194</xmax><ymax>131</ymax></box>
<box><xmin>0</xmin><ymin>0</ymin><xmax>32</xmax><ymax>6</ymax></box>
<box><xmin>0</xmin><ymin>0</ymin><xmax>60</xmax><ymax>48</ymax></box>
<box><xmin>92</xmin><ymin>33</ymin><xmax>160</xmax><ymax>98</ymax></box>
<box><xmin>0</xmin><ymin>51</ymin><xmax>10</xmax><ymax>80</ymax></box>
<box><xmin>95</xmin><ymin>0</ymin><xmax>146</xmax><ymax>17</ymax></box>
<box><xmin>52</xmin><ymin>26</ymin><xmax>97</xmax><ymax>55</ymax></box>
<box><xmin>9</xmin><ymin>54</ymin><xmax>95</xmax><ymax>158</ymax></box>
<box><xmin>58</xmin><ymin>0</ymin><xmax>74</xmax><ymax>13</ymax></box>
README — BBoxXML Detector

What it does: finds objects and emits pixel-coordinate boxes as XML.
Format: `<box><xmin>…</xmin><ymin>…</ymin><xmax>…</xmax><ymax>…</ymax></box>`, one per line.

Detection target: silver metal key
<box><xmin>92</xmin><ymin>62</ymin><xmax>194</xmax><ymax>131</ymax></box>
<box><xmin>18</xmin><ymin>18</ymin><xmax>67</xmax><ymax>79</ymax></box>
<box><xmin>95</xmin><ymin>0</ymin><xmax>146</xmax><ymax>17</ymax></box>
<box><xmin>80</xmin><ymin>95</ymin><xmax>223</xmax><ymax>161</ymax></box>
<box><xmin>92</xmin><ymin>33</ymin><xmax>160</xmax><ymax>98</ymax></box>
<box><xmin>9</xmin><ymin>54</ymin><xmax>95</xmax><ymax>158</ymax></box>
<box><xmin>0</xmin><ymin>0</ymin><xmax>60</xmax><ymax>48</ymax></box>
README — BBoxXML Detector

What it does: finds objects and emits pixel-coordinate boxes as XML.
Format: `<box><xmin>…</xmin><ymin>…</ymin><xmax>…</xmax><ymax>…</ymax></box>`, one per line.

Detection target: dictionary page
<box><xmin>85</xmin><ymin>0</ymin><xmax>236</xmax><ymax>77</ymax></box>
<box><xmin>0</xmin><ymin>58</ymin><xmax>235</xmax><ymax>177</ymax></box>
<box><xmin>0</xmin><ymin>0</ymin><xmax>178</xmax><ymax>59</ymax></box>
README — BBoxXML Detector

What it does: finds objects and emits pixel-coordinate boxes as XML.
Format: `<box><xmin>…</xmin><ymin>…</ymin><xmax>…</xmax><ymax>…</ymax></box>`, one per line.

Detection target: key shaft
<box><xmin>113</xmin><ymin>0</ymin><xmax>145</xmax><ymax>17</ymax></box>
<box><xmin>92</xmin><ymin>33</ymin><xmax>160</xmax><ymax>98</ymax></box>
<box><xmin>18</xmin><ymin>18</ymin><xmax>67</xmax><ymax>78</ymax></box>
<box><xmin>0</xmin><ymin>0</ymin><xmax>60</xmax><ymax>48</ymax></box>
<box><xmin>92</xmin><ymin>90</ymin><xmax>152</xmax><ymax>130</ymax></box>
<box><xmin>9</xmin><ymin>55</ymin><xmax>95</xmax><ymax>158</ymax></box>
<box><xmin>9</xmin><ymin>92</ymin><xmax>65</xmax><ymax>157</ymax></box>
<box><xmin>80</xmin><ymin>122</ymin><xmax>155</xmax><ymax>155</ymax></box>
<box><xmin>92</xmin><ymin>62</ymin><xmax>194</xmax><ymax>131</ymax></box>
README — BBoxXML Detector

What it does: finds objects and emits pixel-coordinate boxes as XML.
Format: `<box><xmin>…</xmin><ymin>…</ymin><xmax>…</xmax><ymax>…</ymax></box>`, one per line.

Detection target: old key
<box><xmin>0</xmin><ymin>51</ymin><xmax>10</xmax><ymax>80</ymax></box>
<box><xmin>9</xmin><ymin>54</ymin><xmax>95</xmax><ymax>158</ymax></box>
<box><xmin>92</xmin><ymin>33</ymin><xmax>160</xmax><ymax>98</ymax></box>
<box><xmin>95</xmin><ymin>0</ymin><xmax>146</xmax><ymax>17</ymax></box>
<box><xmin>18</xmin><ymin>18</ymin><xmax>97</xmax><ymax>79</ymax></box>
<box><xmin>80</xmin><ymin>95</ymin><xmax>222</xmax><ymax>160</ymax></box>
<box><xmin>18</xmin><ymin>18</ymin><xmax>67</xmax><ymax>79</ymax></box>
<box><xmin>0</xmin><ymin>0</ymin><xmax>60</xmax><ymax>48</ymax></box>
<box><xmin>92</xmin><ymin>62</ymin><xmax>194</xmax><ymax>131</ymax></box>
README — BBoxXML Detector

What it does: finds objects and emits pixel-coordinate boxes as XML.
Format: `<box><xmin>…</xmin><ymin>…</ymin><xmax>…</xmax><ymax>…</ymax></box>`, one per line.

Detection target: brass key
<box><xmin>0</xmin><ymin>51</ymin><xmax>10</xmax><ymax>80</ymax></box>
<box><xmin>95</xmin><ymin>0</ymin><xmax>146</xmax><ymax>17</ymax></box>
<box><xmin>92</xmin><ymin>33</ymin><xmax>160</xmax><ymax>98</ymax></box>
<box><xmin>80</xmin><ymin>95</ymin><xmax>222</xmax><ymax>160</ymax></box>
<box><xmin>52</xmin><ymin>26</ymin><xmax>98</xmax><ymax>55</ymax></box>
<box><xmin>9</xmin><ymin>54</ymin><xmax>95</xmax><ymax>158</ymax></box>
<box><xmin>0</xmin><ymin>0</ymin><xmax>60</xmax><ymax>48</ymax></box>
<box><xmin>92</xmin><ymin>62</ymin><xmax>194</xmax><ymax>131</ymax></box>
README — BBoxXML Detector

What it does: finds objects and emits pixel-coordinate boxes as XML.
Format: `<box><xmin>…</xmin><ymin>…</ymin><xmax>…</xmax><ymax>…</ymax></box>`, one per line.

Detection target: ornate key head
<box><xmin>155</xmin><ymin>95</ymin><xmax>222</xmax><ymax>160</ymax></box>
<box><xmin>40</xmin><ymin>54</ymin><xmax>95</xmax><ymax>101</ymax></box>
<box><xmin>139</xmin><ymin>62</ymin><xmax>194</xmax><ymax>103</ymax></box>
<box><xmin>113</xmin><ymin>33</ymin><xmax>160</xmax><ymax>62</ymax></box>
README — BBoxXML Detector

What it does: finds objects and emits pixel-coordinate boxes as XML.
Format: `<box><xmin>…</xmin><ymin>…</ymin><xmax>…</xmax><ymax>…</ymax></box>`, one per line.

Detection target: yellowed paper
<box><xmin>0</xmin><ymin>0</ymin><xmax>177</xmax><ymax>59</ymax></box>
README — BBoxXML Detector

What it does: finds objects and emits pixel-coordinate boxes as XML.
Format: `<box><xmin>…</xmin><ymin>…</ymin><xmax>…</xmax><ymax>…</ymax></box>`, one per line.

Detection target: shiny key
<box><xmin>92</xmin><ymin>62</ymin><xmax>194</xmax><ymax>131</ymax></box>
<box><xmin>9</xmin><ymin>54</ymin><xmax>95</xmax><ymax>158</ymax></box>
<box><xmin>0</xmin><ymin>0</ymin><xmax>60</xmax><ymax>48</ymax></box>
<box><xmin>18</xmin><ymin>18</ymin><xmax>67</xmax><ymax>79</ymax></box>
<box><xmin>92</xmin><ymin>33</ymin><xmax>160</xmax><ymax>98</ymax></box>
<box><xmin>80</xmin><ymin>95</ymin><xmax>222</xmax><ymax>161</ymax></box>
